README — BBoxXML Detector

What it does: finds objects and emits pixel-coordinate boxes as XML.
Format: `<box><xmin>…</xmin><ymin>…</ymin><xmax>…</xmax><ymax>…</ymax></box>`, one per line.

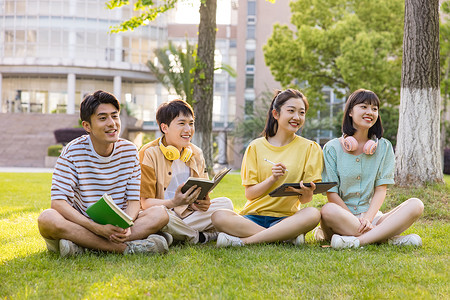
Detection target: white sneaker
<box><xmin>59</xmin><ymin>239</ymin><xmax>85</xmax><ymax>257</ymax></box>
<box><xmin>43</xmin><ymin>237</ymin><xmax>59</xmax><ymax>253</ymax></box>
<box><xmin>331</xmin><ymin>234</ymin><xmax>360</xmax><ymax>249</ymax></box>
<box><xmin>287</xmin><ymin>234</ymin><xmax>305</xmax><ymax>246</ymax></box>
<box><xmin>201</xmin><ymin>231</ymin><xmax>219</xmax><ymax>243</ymax></box>
<box><xmin>159</xmin><ymin>232</ymin><xmax>173</xmax><ymax>246</ymax></box>
<box><xmin>216</xmin><ymin>233</ymin><xmax>244</xmax><ymax>247</ymax></box>
<box><xmin>388</xmin><ymin>234</ymin><xmax>422</xmax><ymax>246</ymax></box>
<box><xmin>124</xmin><ymin>234</ymin><xmax>168</xmax><ymax>255</ymax></box>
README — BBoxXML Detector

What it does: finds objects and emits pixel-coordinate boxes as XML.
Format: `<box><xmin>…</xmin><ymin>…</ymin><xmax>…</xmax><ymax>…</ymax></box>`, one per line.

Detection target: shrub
<box><xmin>47</xmin><ymin>144</ymin><xmax>63</xmax><ymax>157</ymax></box>
<box><xmin>53</xmin><ymin>127</ymin><xmax>86</xmax><ymax>145</ymax></box>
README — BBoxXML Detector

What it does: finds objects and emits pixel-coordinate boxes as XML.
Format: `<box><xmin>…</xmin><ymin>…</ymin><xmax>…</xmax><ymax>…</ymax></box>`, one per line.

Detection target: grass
<box><xmin>0</xmin><ymin>172</ymin><xmax>449</xmax><ymax>299</ymax></box>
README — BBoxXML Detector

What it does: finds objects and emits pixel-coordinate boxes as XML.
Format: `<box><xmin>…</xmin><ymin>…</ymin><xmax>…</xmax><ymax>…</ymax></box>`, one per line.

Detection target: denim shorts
<box><xmin>243</xmin><ymin>214</ymin><xmax>287</xmax><ymax>228</ymax></box>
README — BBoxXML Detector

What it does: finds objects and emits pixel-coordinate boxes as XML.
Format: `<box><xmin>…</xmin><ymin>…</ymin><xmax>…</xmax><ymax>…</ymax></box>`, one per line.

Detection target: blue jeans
<box><xmin>243</xmin><ymin>215</ymin><xmax>286</xmax><ymax>228</ymax></box>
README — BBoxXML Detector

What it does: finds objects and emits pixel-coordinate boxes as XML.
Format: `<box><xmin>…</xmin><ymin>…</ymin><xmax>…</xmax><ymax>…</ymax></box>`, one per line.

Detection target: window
<box><xmin>5</xmin><ymin>31</ymin><xmax>14</xmax><ymax>43</ymax></box>
<box><xmin>15</xmin><ymin>0</ymin><xmax>26</xmax><ymax>14</ymax></box>
<box><xmin>245</xmin><ymin>100</ymin><xmax>254</xmax><ymax>116</ymax></box>
<box><xmin>319</xmin><ymin>90</ymin><xmax>331</xmax><ymax>119</ymax></box>
<box><xmin>245</xmin><ymin>74</ymin><xmax>254</xmax><ymax>89</ymax></box>
<box><xmin>5</xmin><ymin>0</ymin><xmax>15</xmax><ymax>14</ymax></box>
<box><xmin>16</xmin><ymin>30</ymin><xmax>25</xmax><ymax>43</ymax></box>
<box><xmin>228</xmin><ymin>81</ymin><xmax>236</xmax><ymax>92</ymax></box>
<box><xmin>245</xmin><ymin>65</ymin><xmax>255</xmax><ymax>74</ymax></box>
<box><xmin>105</xmin><ymin>48</ymin><xmax>115</xmax><ymax>61</ymax></box>
<box><xmin>247</xmin><ymin>1</ymin><xmax>256</xmax><ymax>16</ymax></box>
<box><xmin>215</xmin><ymin>81</ymin><xmax>225</xmax><ymax>91</ymax></box>
<box><xmin>247</xmin><ymin>24</ymin><xmax>255</xmax><ymax>39</ymax></box>
<box><xmin>246</xmin><ymin>50</ymin><xmax>255</xmax><ymax>65</ymax></box>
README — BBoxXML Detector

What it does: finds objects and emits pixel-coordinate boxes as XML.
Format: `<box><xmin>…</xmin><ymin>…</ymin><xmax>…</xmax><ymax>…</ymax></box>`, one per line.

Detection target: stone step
<box><xmin>0</xmin><ymin>113</ymin><xmax>80</xmax><ymax>167</ymax></box>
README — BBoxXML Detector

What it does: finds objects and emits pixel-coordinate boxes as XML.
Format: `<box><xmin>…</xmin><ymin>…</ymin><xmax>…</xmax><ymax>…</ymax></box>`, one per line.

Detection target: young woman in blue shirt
<box><xmin>320</xmin><ymin>89</ymin><xmax>424</xmax><ymax>249</ymax></box>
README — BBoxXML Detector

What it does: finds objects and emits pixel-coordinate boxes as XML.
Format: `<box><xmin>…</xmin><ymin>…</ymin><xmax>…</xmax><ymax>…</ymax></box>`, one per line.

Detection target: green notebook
<box><xmin>85</xmin><ymin>193</ymin><xmax>134</xmax><ymax>229</ymax></box>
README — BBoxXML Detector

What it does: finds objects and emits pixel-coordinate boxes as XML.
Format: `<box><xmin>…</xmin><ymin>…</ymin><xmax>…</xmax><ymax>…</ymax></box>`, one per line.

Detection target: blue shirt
<box><xmin>322</xmin><ymin>138</ymin><xmax>395</xmax><ymax>215</ymax></box>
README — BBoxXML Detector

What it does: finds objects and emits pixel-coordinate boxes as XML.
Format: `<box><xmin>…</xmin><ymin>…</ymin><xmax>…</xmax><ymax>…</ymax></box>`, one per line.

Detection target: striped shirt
<box><xmin>51</xmin><ymin>135</ymin><xmax>141</xmax><ymax>218</ymax></box>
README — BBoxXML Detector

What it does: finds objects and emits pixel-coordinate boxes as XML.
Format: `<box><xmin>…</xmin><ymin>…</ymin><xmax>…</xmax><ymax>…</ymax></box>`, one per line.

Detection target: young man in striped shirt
<box><xmin>38</xmin><ymin>90</ymin><xmax>170</xmax><ymax>257</ymax></box>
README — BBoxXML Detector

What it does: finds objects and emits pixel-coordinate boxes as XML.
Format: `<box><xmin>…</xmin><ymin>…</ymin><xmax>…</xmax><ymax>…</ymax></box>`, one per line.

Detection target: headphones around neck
<box><xmin>342</xmin><ymin>135</ymin><xmax>379</xmax><ymax>155</ymax></box>
<box><xmin>159</xmin><ymin>137</ymin><xmax>193</xmax><ymax>162</ymax></box>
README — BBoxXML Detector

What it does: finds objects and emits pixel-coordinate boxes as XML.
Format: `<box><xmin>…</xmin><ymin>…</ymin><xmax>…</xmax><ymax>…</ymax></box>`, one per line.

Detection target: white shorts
<box><xmin>354</xmin><ymin>211</ymin><xmax>384</xmax><ymax>226</ymax></box>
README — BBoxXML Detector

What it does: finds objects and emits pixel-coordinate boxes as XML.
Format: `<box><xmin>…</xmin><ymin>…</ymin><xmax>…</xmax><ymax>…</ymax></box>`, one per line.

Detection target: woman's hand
<box><xmin>358</xmin><ymin>217</ymin><xmax>374</xmax><ymax>233</ymax></box>
<box><xmin>298</xmin><ymin>181</ymin><xmax>315</xmax><ymax>204</ymax></box>
<box><xmin>270</xmin><ymin>163</ymin><xmax>288</xmax><ymax>181</ymax></box>
<box><xmin>285</xmin><ymin>181</ymin><xmax>316</xmax><ymax>204</ymax></box>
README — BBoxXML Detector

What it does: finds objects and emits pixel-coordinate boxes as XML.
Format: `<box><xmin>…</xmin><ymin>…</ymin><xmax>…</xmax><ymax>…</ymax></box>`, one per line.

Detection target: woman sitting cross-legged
<box><xmin>212</xmin><ymin>89</ymin><xmax>323</xmax><ymax>247</ymax></box>
<box><xmin>319</xmin><ymin>89</ymin><xmax>424</xmax><ymax>249</ymax></box>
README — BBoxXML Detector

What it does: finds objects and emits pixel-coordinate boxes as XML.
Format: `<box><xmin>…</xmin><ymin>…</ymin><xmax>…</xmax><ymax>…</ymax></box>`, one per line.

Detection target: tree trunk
<box><xmin>395</xmin><ymin>0</ymin><xmax>443</xmax><ymax>186</ymax></box>
<box><xmin>441</xmin><ymin>60</ymin><xmax>449</xmax><ymax>170</ymax></box>
<box><xmin>193</xmin><ymin>0</ymin><xmax>217</xmax><ymax>174</ymax></box>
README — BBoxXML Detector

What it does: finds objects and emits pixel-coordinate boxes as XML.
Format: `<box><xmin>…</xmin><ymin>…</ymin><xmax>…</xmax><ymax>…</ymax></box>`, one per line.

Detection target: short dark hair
<box><xmin>156</xmin><ymin>99</ymin><xmax>194</xmax><ymax>133</ymax></box>
<box><xmin>262</xmin><ymin>89</ymin><xmax>309</xmax><ymax>138</ymax></box>
<box><xmin>80</xmin><ymin>90</ymin><xmax>120</xmax><ymax>123</ymax></box>
<box><xmin>342</xmin><ymin>89</ymin><xmax>383</xmax><ymax>139</ymax></box>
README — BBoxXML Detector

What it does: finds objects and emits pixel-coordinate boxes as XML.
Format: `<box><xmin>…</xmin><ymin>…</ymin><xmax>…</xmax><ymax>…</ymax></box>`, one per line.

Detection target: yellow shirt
<box><xmin>240</xmin><ymin>136</ymin><xmax>323</xmax><ymax>217</ymax></box>
<box><xmin>139</xmin><ymin>138</ymin><xmax>208</xmax><ymax>218</ymax></box>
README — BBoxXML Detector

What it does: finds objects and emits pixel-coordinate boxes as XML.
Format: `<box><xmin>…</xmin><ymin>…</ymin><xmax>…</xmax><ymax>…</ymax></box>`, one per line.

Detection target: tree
<box><xmin>440</xmin><ymin>1</ymin><xmax>450</xmax><ymax>151</ymax></box>
<box><xmin>106</xmin><ymin>0</ymin><xmax>217</xmax><ymax>172</ymax></box>
<box><xmin>395</xmin><ymin>0</ymin><xmax>443</xmax><ymax>186</ymax></box>
<box><xmin>191</xmin><ymin>0</ymin><xmax>216</xmax><ymax>172</ymax></box>
<box><xmin>263</xmin><ymin>0</ymin><xmax>404</xmax><ymax>143</ymax></box>
<box><xmin>147</xmin><ymin>40</ymin><xmax>196</xmax><ymax>105</ymax></box>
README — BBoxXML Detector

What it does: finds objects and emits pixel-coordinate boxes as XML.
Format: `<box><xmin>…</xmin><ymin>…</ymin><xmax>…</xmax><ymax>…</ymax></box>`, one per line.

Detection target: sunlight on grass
<box><xmin>0</xmin><ymin>172</ymin><xmax>449</xmax><ymax>299</ymax></box>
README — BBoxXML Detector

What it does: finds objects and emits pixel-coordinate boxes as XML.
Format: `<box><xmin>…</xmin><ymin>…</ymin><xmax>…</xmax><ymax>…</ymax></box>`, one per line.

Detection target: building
<box><xmin>0</xmin><ymin>0</ymin><xmax>345</xmax><ymax>169</ymax></box>
<box><xmin>0</xmin><ymin>0</ymin><xmax>240</xmax><ymax>168</ymax></box>
<box><xmin>0</xmin><ymin>0</ymin><xmax>168</xmax><ymax>167</ymax></box>
<box><xmin>0</xmin><ymin>0</ymin><xmax>170</xmax><ymax>118</ymax></box>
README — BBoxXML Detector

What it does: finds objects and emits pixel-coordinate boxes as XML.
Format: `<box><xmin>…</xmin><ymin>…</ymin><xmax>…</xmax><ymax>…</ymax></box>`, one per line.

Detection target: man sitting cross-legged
<box><xmin>139</xmin><ymin>99</ymin><xmax>234</xmax><ymax>244</ymax></box>
<box><xmin>38</xmin><ymin>90</ymin><xmax>170</xmax><ymax>257</ymax></box>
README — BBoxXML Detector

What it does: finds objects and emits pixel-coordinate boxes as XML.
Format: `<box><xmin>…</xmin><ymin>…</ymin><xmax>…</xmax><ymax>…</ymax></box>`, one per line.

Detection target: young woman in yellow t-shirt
<box><xmin>212</xmin><ymin>89</ymin><xmax>323</xmax><ymax>247</ymax></box>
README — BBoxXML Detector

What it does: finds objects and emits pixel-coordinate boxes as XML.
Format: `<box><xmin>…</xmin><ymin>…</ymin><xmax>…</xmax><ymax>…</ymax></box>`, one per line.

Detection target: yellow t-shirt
<box><xmin>240</xmin><ymin>136</ymin><xmax>323</xmax><ymax>217</ymax></box>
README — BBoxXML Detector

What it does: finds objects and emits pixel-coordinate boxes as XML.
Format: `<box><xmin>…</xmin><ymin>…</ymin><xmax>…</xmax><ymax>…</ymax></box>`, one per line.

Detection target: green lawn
<box><xmin>0</xmin><ymin>172</ymin><xmax>449</xmax><ymax>299</ymax></box>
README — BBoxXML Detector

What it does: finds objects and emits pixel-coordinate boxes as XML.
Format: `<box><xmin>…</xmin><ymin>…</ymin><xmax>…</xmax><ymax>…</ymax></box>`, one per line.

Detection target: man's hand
<box><xmin>110</xmin><ymin>227</ymin><xmax>131</xmax><ymax>243</ymax></box>
<box><xmin>171</xmin><ymin>183</ymin><xmax>202</xmax><ymax>207</ymax></box>
<box><xmin>94</xmin><ymin>223</ymin><xmax>127</xmax><ymax>241</ymax></box>
<box><xmin>191</xmin><ymin>194</ymin><xmax>211</xmax><ymax>212</ymax></box>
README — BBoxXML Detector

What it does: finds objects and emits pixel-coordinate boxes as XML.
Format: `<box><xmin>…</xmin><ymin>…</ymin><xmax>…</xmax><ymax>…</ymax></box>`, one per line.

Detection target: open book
<box><xmin>85</xmin><ymin>193</ymin><xmax>134</xmax><ymax>229</ymax></box>
<box><xmin>269</xmin><ymin>182</ymin><xmax>338</xmax><ymax>197</ymax></box>
<box><xmin>181</xmin><ymin>168</ymin><xmax>232</xmax><ymax>200</ymax></box>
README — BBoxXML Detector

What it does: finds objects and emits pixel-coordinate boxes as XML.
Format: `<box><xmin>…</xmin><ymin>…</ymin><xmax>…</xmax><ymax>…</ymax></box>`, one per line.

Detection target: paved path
<box><xmin>0</xmin><ymin>167</ymin><xmax>53</xmax><ymax>173</ymax></box>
